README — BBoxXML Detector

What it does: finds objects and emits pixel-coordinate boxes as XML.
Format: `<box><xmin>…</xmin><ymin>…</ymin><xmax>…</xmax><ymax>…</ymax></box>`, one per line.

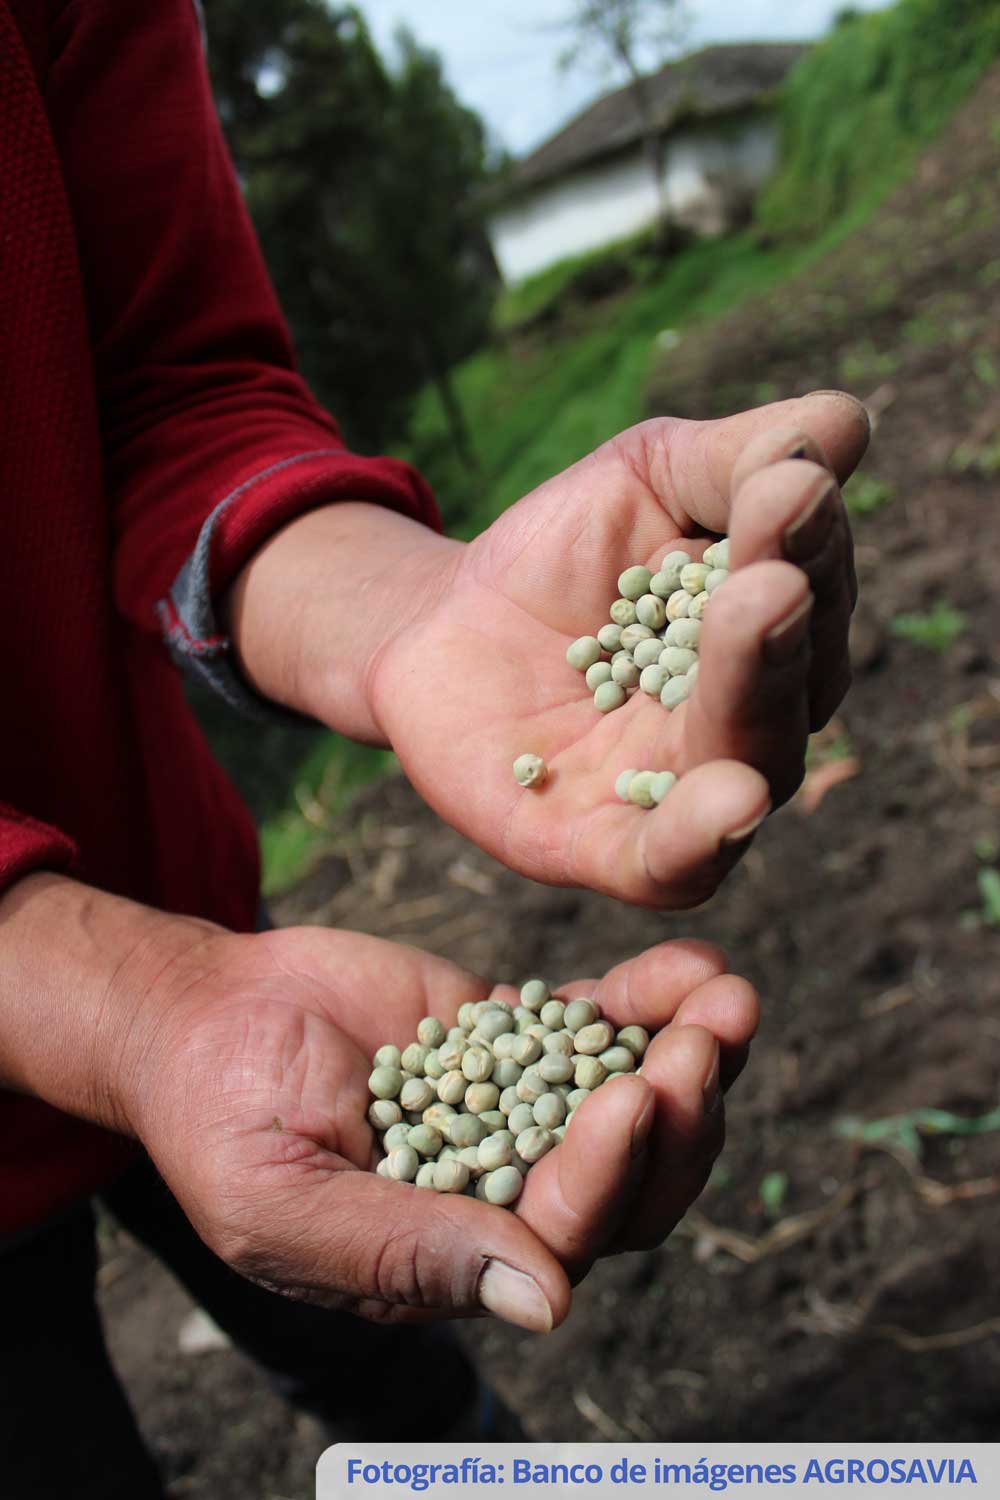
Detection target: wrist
<box><xmin>222</xmin><ymin>502</ymin><xmax>463</xmax><ymax>742</ymax></box>
<box><xmin>0</xmin><ymin>873</ymin><xmax>218</xmax><ymax>1138</ymax></box>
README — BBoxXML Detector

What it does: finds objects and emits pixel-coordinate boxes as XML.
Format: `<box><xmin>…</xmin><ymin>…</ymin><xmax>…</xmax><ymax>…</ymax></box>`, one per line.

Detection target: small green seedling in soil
<box><xmin>891</xmin><ymin>604</ymin><xmax>967</xmax><ymax>654</ymax></box>
<box><xmin>843</xmin><ymin>473</ymin><xmax>894</xmax><ymax>516</ymax></box>
<box><xmin>758</xmin><ymin>1170</ymin><xmax>789</xmax><ymax>1220</ymax></box>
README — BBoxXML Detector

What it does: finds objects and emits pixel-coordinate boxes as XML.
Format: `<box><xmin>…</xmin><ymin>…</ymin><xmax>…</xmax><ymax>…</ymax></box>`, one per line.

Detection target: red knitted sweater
<box><xmin>0</xmin><ymin>0</ymin><xmax>439</xmax><ymax>1232</ymax></box>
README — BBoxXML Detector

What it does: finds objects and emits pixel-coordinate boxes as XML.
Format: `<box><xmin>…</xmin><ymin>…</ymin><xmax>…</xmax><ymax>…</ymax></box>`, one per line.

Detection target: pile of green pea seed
<box><xmin>367</xmin><ymin>980</ymin><xmax>649</xmax><ymax>1207</ymax></box>
<box><xmin>566</xmin><ymin>538</ymin><xmax>729</xmax><ymax>715</ymax></box>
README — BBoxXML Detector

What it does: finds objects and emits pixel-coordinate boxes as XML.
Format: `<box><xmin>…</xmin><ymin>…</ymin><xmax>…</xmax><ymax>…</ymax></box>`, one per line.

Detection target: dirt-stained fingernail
<box><xmin>479</xmin><ymin>1261</ymin><xmax>554</xmax><ymax>1333</ymax></box>
<box><xmin>703</xmin><ymin>1045</ymin><xmax>721</xmax><ymax>1111</ymax></box>
<box><xmin>783</xmin><ymin>480</ymin><xmax>836</xmax><ymax>561</ymax></box>
<box><xmin>721</xmin><ymin>806</ymin><xmax>769</xmax><ymax>848</ymax></box>
<box><xmin>764</xmin><ymin>595</ymin><xmax>813</xmax><ymax>665</ymax></box>
<box><xmin>630</xmin><ymin>1093</ymin><xmax>655</xmax><ymax>1159</ymax></box>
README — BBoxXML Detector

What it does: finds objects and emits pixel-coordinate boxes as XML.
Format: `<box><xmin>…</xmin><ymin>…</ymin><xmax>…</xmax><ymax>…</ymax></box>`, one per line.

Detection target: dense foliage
<box><xmin>757</xmin><ymin>0</ymin><xmax>1000</xmax><ymax>240</ymax></box>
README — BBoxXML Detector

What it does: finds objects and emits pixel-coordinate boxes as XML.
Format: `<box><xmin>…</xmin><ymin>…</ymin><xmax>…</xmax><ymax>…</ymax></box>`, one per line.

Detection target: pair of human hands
<box><xmin>196</xmin><ymin>391</ymin><xmax>867</xmax><ymax>1329</ymax></box>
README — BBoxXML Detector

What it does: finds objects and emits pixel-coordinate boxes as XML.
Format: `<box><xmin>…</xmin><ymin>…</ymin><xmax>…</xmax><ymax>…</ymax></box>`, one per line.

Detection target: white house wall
<box><xmin>489</xmin><ymin>118</ymin><xmax>778</xmax><ymax>285</ymax></box>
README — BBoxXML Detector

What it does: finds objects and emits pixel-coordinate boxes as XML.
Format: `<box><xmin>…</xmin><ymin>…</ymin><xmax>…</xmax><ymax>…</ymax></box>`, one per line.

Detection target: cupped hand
<box><xmin>127</xmin><ymin>925</ymin><xmax>757</xmax><ymax>1332</ymax></box>
<box><xmin>372</xmin><ymin>391</ymin><xmax>868</xmax><ymax>908</ymax></box>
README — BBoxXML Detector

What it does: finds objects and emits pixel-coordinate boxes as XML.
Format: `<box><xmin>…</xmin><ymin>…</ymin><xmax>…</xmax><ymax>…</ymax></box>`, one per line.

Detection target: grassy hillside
<box><xmin>200</xmin><ymin>0</ymin><xmax>999</xmax><ymax>895</ymax></box>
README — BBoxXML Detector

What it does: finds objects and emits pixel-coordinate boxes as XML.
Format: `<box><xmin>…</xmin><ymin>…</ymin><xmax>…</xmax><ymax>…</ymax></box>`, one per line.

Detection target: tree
<box><xmin>201</xmin><ymin>0</ymin><xmax>495</xmax><ymax>461</ymax></box>
<box><xmin>557</xmin><ymin>0</ymin><xmax>690</xmax><ymax>246</ymax></box>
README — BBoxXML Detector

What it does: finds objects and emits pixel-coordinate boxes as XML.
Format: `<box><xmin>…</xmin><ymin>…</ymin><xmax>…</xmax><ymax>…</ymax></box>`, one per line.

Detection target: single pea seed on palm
<box><xmin>400</xmin><ymin>1077</ymin><xmax>434</xmax><ymax>1113</ymax></box>
<box><xmin>650</xmin><ymin>771</ymin><xmax>677</xmax><ymax>804</ymax></box>
<box><xmin>594</xmin><ymin>681</ymin><xmax>627</xmax><ymax>714</ymax></box>
<box><xmin>368</xmin><ymin>1099</ymin><xmax>402</xmax><ymax>1130</ymax></box>
<box><xmin>597</xmin><ymin>623</ymin><xmax>622</xmax><ymax>652</ymax></box>
<box><xmin>484</xmin><ymin>1165</ymin><xmax>523</xmax><ymax>1206</ymax></box>
<box><xmin>513</xmin><ymin>753</ymin><xmax>548</xmax><ymax>789</ymax></box>
<box><xmin>611</xmin><ymin>657</ymin><xmax>640</xmax><ymax>688</ymax></box>
<box><xmin>619</xmin><ymin>622</ymin><xmax>655</xmax><ymax>652</ymax></box>
<box><xmin>664</xmin><ymin>617</ymin><xmax>701</xmax><ymax>650</ymax></box>
<box><xmin>666</xmin><ymin>588</ymin><xmax>692</xmax><ymax>621</ymax></box>
<box><xmin>632</xmin><ymin>636</ymin><xmax>663</xmax><ymax>669</ymax></box>
<box><xmin>416</xmin><ymin>1016</ymin><xmax>446</xmax><ymax>1049</ymax></box>
<box><xmin>703</xmin><ymin>538</ymin><xmax>730</xmax><ymax>570</ymax></box>
<box><xmin>433</xmin><ymin>1159</ymin><xmax>470</xmax><ymax>1193</ymax></box>
<box><xmin>627</xmin><ymin>770</ymin><xmax>657</xmax><ymax>809</ymax></box>
<box><xmin>639</xmin><ymin>664</ymin><xmax>670</xmax><ymax>698</ymax></box>
<box><xmin>533</xmin><ymin>1092</ymin><xmax>567</xmax><ymax>1130</ymax></box>
<box><xmin>610</xmin><ymin>597</ymin><xmax>638</xmax><ymax>626</ymax></box>
<box><xmin>373</xmin><ymin>1044</ymin><xmax>402</xmax><ymax>1069</ymax></box>
<box><xmin>586</xmin><ymin>661</ymin><xmax>613</xmax><ymax>691</ymax></box>
<box><xmin>616</xmin><ymin>1025</ymin><xmax>650</xmax><ymax>1059</ymax></box>
<box><xmin>617</xmin><ymin>565</ymin><xmax>652</xmax><ymax>601</ymax></box>
<box><xmin>635</xmin><ymin>593</ymin><xmax>667</xmax><ymax>630</ymax></box>
<box><xmin>478</xmin><ymin>1133</ymin><xmax>514</xmax><ymax>1171</ymax></box>
<box><xmin>661</xmin><ymin>646</ymin><xmax>697</xmax><ymax>676</ymax></box>
<box><xmin>567</xmin><ymin>635</ymin><xmax>603</xmax><ymax>672</ymax></box>
<box><xmin>520</xmin><ymin>978</ymin><xmax>549</xmax><ymax>1011</ymax></box>
<box><xmin>387</xmin><ymin>1146</ymin><xmax>419</xmax><ymax>1182</ymax></box>
<box><xmin>615</xmin><ymin>768</ymin><xmax>637</xmax><ymax>802</ymax></box>
<box><xmin>368</xmin><ymin>1065</ymin><xmax>403</xmax><ymax>1100</ymax></box>
<box><xmin>661</xmin><ymin>676</ymin><xmax>691</xmax><ymax>710</ymax></box>
<box><xmin>705</xmin><ymin>568</ymin><xmax>729</xmax><ymax>594</ymax></box>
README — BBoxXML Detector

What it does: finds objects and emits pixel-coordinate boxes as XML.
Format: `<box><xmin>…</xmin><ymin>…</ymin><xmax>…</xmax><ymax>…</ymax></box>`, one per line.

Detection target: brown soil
<box><xmin>99</xmin><ymin>67</ymin><xmax>1000</xmax><ymax>1494</ymax></box>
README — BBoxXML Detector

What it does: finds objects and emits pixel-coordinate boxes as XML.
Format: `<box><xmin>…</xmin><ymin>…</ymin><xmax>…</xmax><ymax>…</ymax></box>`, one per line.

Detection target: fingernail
<box><xmin>782</xmin><ymin>480</ymin><xmax>836</xmax><ymax>561</ymax></box>
<box><xmin>630</xmin><ymin>1093</ymin><xmax>655</xmax><ymax>1158</ymax></box>
<box><xmin>721</xmin><ymin>806</ymin><xmax>769</xmax><ymax>847</ymax></box>
<box><xmin>479</xmin><ymin>1261</ymin><xmax>554</xmax><ymax>1333</ymax></box>
<box><xmin>785</xmin><ymin>440</ymin><xmax>810</xmax><ymax>461</ymax></box>
<box><xmin>764</xmin><ymin>595</ymin><xmax>812</xmax><ymax>664</ymax></box>
<box><xmin>703</xmin><ymin>1045</ymin><xmax>721</xmax><ymax>1111</ymax></box>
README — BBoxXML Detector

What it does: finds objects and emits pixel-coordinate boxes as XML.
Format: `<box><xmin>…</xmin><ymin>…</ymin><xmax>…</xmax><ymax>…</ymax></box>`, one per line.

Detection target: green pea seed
<box><xmin>574</xmin><ymin>1020</ymin><xmax>615</xmax><ymax>1054</ymax></box>
<box><xmin>661</xmin><ymin>675</ymin><xmax>691</xmax><ymax>710</ymax></box>
<box><xmin>478</xmin><ymin>1110</ymin><xmax>507</xmax><ymax>1133</ymax></box>
<box><xmin>375</xmin><ymin>1157</ymin><xmax>393</xmax><ymax>1179</ymax></box>
<box><xmin>465</xmin><ymin>1082</ymin><xmax>500</xmax><ymax>1115</ymax></box>
<box><xmin>433</xmin><ymin>1159</ymin><xmax>470</xmax><ymax>1193</ymax></box>
<box><xmin>384</xmin><ymin>1122</ymin><xmax>412</xmax><ymax>1151</ymax></box>
<box><xmin>407</xmin><ymin>1124</ymin><xmax>443</xmax><ymax>1156</ymax></box>
<box><xmin>594</xmin><ymin>681</ymin><xmax>627</xmax><ymax>713</ymax></box>
<box><xmin>368</xmin><ymin>1099</ymin><xmax>402</xmax><ymax>1130</ymax></box>
<box><xmin>617</xmin><ymin>565</ymin><xmax>652</xmax><ymax>601</ymax></box>
<box><xmin>457</xmin><ymin>1146</ymin><xmax>486</xmax><ymax>1178</ymax></box>
<box><xmin>423</xmin><ymin>1102</ymin><xmax>457</xmax><ymax>1129</ymax></box>
<box><xmin>597</xmin><ymin>623</ymin><xmax>622</xmax><ymax>652</ymax></box>
<box><xmin>586</xmin><ymin>661</ymin><xmax>613</xmax><ymax>691</ymax></box>
<box><xmin>609</xmin><ymin>598</ymin><xmax>638</xmax><ymax>626</ymax></box>
<box><xmin>401</xmin><ymin>1043</ymin><xmax>430</xmax><ymax>1074</ymax></box>
<box><xmin>438</xmin><ymin>1070</ymin><xmax>468</xmax><ymax>1105</ymax></box>
<box><xmin>416</xmin><ymin>1017</ymin><xmax>446</xmax><ymax>1049</ymax></box>
<box><xmin>533</xmin><ymin>1092</ymin><xmax>566</xmax><ymax>1130</ymax></box>
<box><xmin>615</xmin><ymin>768</ymin><xmax>637</xmax><ymax>802</ymax></box>
<box><xmin>661</xmin><ymin>646</ymin><xmax>697</xmax><ymax>676</ymax></box>
<box><xmin>484</xmin><ymin>1166</ymin><xmax>523</xmax><ymax>1206</ymax></box>
<box><xmin>499</xmin><ymin>1086</ymin><xmax>521</xmax><ymax>1115</ymax></box>
<box><xmin>611</xmin><ymin>657</ymin><xmax>640</xmax><ymax>688</ymax></box>
<box><xmin>449</xmin><ymin>1114</ymin><xmax>488</xmax><ymax>1149</ymax></box>
<box><xmin>539</xmin><ymin>999</ymin><xmax>565</xmax><ymax>1029</ymax></box>
<box><xmin>542</xmin><ymin>1030</ymin><xmax>575</xmax><ymax>1057</ymax></box>
<box><xmin>515</xmin><ymin>1126</ymin><xmax>555</xmax><ymax>1164</ymax></box>
<box><xmin>567</xmin><ymin>636</ymin><xmax>602</xmax><ymax>671</ymax></box>
<box><xmin>461</xmin><ymin>1047</ymin><xmax>494</xmax><ymax>1083</ymax></box>
<box><xmin>627</xmin><ymin>771</ymin><xmax>657</xmax><ymax>809</ymax></box>
<box><xmin>575</xmin><ymin>1055</ymin><xmax>608</xmax><ymax>1090</ymax></box>
<box><xmin>616</xmin><ymin>1025</ymin><xmax>650</xmax><ymax>1059</ymax></box>
<box><xmin>639</xmin><ymin>664</ymin><xmax>670</xmax><ymax>697</ymax></box>
<box><xmin>387</xmin><ymin>1146</ymin><xmax>419</xmax><ymax>1182</ymax></box>
<box><xmin>492</xmin><ymin>1058</ymin><xmax>523</xmax><ymax>1089</ymax></box>
<box><xmin>664</xmin><ymin>617</ymin><xmax>701</xmax><ymax>650</ymax></box>
<box><xmin>666</xmin><ymin>588</ymin><xmax>692</xmax><ymax>621</ymax></box>
<box><xmin>636</xmin><ymin>594</ymin><xmax>667</xmax><ymax>630</ymax></box>
<box><xmin>567</xmin><ymin>1087</ymin><xmax>591</xmax><ymax>1111</ymax></box>
<box><xmin>511</xmin><ymin>1033</ymin><xmax>542</xmax><ymax>1066</ymax></box>
<box><xmin>415</xmin><ymin>1162</ymin><xmax>438</xmax><ymax>1188</ymax></box>
<box><xmin>368</xmin><ymin>1065</ymin><xmax>403</xmax><ymax>1100</ymax></box>
<box><xmin>400</xmin><ymin>1078</ymin><xmax>434</xmax><ymax>1113</ymax></box>
<box><xmin>538</xmin><ymin>1053</ymin><xmax>574</xmax><ymax>1085</ymax></box>
<box><xmin>520</xmin><ymin>979</ymin><xmax>549</xmax><ymax>1012</ymax></box>
<box><xmin>516</xmin><ymin>1066</ymin><xmax>548</xmax><ymax>1104</ymax></box>
<box><xmin>658</xmin><ymin>551</ymin><xmax>692</xmax><ymax>593</ymax></box>
<box><xmin>457</xmin><ymin>1002</ymin><xmax>476</xmax><ymax>1030</ymax></box>
<box><xmin>477</xmin><ymin>1011</ymin><xmax>515</xmax><ymax>1044</ymax></box>
<box><xmin>705</xmin><ymin>568</ymin><xmax>728</xmax><ymax>594</ymax></box>
<box><xmin>687</xmin><ymin>660</ymin><xmax>700</xmax><ymax>685</ymax></box>
<box><xmin>563</xmin><ymin>998</ymin><xmax>598</xmax><ymax>1033</ymax></box>
<box><xmin>680</xmin><ymin>562</ymin><xmax>711</xmax><ymax>595</ymax></box>
<box><xmin>478</xmin><ymin>1134</ymin><xmax>514</xmax><ymax>1171</ymax></box>
<box><xmin>599</xmin><ymin>1045</ymin><xmax>636</xmax><ymax>1074</ymax></box>
<box><xmin>650</xmin><ymin>771</ymin><xmax>677</xmax><ymax>804</ymax></box>
<box><xmin>492</xmin><ymin>1032</ymin><xmax>516</xmax><ymax>1060</ymax></box>
<box><xmin>619</xmin><ymin>623</ymin><xmax>655</xmax><ymax>652</ymax></box>
<box><xmin>373</xmin><ymin>1044</ymin><xmax>402</xmax><ymax>1069</ymax></box>
<box><xmin>703</xmin><ymin>538</ymin><xmax>729</xmax><ymax>570</ymax></box>
<box><xmin>513</xmin><ymin>753</ymin><xmax>548</xmax><ymax>788</ymax></box>
<box><xmin>507</xmin><ymin>1102</ymin><xmax>536</xmax><ymax>1134</ymax></box>
<box><xmin>423</xmin><ymin>1049</ymin><xmax>445</xmax><ymax>1080</ymax></box>
<box><xmin>632</xmin><ymin>637</ymin><xmax>663</xmax><ymax>669</ymax></box>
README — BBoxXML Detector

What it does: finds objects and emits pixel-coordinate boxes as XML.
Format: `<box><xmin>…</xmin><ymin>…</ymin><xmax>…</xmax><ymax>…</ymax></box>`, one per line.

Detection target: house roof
<box><xmin>514</xmin><ymin>42</ymin><xmax>808</xmax><ymax>190</ymax></box>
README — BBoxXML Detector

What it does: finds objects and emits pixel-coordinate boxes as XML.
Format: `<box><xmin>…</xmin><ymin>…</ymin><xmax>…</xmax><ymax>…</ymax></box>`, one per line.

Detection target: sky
<box><xmin>352</xmin><ymin>0</ymin><xmax>892</xmax><ymax>156</ymax></box>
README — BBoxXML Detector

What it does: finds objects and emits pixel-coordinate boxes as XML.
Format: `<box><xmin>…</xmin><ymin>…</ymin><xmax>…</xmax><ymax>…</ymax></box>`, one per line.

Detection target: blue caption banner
<box><xmin>318</xmin><ymin>1444</ymin><xmax>992</xmax><ymax>1500</ymax></box>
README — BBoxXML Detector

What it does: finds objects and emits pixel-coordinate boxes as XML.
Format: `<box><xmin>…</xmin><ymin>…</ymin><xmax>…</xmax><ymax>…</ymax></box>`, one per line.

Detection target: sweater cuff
<box><xmin>156</xmin><ymin>448</ymin><xmax>441</xmax><ymax>724</ymax></box>
<box><xmin>0</xmin><ymin>807</ymin><xmax>78</xmax><ymax>897</ymax></box>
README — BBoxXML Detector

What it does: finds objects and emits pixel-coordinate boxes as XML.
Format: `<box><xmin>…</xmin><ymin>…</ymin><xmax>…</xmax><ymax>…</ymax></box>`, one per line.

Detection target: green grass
<box><xmin>844</xmin><ymin>473</ymin><xmax>895</xmax><ymax>516</ymax></box>
<box><xmin>891</xmin><ymin>604</ymin><xmax>967</xmax><ymax>653</ymax></box>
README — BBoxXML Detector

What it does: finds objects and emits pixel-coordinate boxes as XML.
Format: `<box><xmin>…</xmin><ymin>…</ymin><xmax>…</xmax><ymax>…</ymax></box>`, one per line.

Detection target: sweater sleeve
<box><xmin>44</xmin><ymin>0</ymin><xmax>439</xmax><ymax>713</ymax></box>
<box><xmin>0</xmin><ymin>807</ymin><xmax>77</xmax><ymax>890</ymax></box>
